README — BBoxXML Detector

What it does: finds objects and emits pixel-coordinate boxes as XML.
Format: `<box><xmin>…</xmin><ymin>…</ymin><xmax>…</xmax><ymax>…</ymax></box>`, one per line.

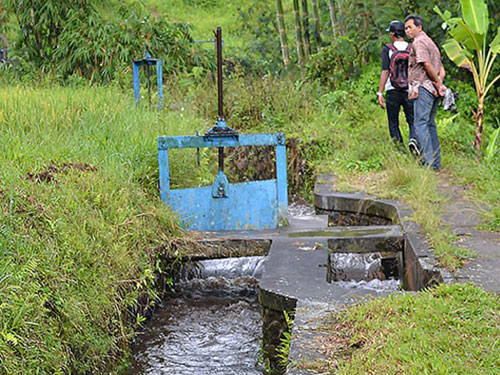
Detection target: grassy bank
<box><xmin>0</xmin><ymin>85</ymin><xmax>215</xmax><ymax>374</ymax></box>
<box><xmin>315</xmin><ymin>283</ymin><xmax>500</xmax><ymax>374</ymax></box>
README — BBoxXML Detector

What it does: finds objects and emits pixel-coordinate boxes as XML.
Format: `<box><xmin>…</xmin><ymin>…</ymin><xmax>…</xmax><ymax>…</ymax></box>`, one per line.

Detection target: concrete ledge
<box><xmin>169</xmin><ymin>238</ymin><xmax>271</xmax><ymax>260</ymax></box>
<box><xmin>314</xmin><ymin>174</ymin><xmax>455</xmax><ymax>291</ymax></box>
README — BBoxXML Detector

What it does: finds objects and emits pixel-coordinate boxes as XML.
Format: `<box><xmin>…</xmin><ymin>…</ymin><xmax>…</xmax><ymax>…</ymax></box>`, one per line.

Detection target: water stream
<box><xmin>125</xmin><ymin>203</ymin><xmax>402</xmax><ymax>374</ymax></box>
<box><xmin>125</xmin><ymin>257</ymin><xmax>265</xmax><ymax>375</ymax></box>
<box><xmin>329</xmin><ymin>252</ymin><xmax>401</xmax><ymax>291</ymax></box>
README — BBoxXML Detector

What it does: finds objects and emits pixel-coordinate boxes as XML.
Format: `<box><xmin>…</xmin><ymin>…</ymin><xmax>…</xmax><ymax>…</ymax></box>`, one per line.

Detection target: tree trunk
<box><xmin>293</xmin><ymin>0</ymin><xmax>305</xmax><ymax>68</ymax></box>
<box><xmin>301</xmin><ymin>0</ymin><xmax>311</xmax><ymax>59</ymax></box>
<box><xmin>310</xmin><ymin>0</ymin><xmax>322</xmax><ymax>52</ymax></box>
<box><xmin>473</xmin><ymin>95</ymin><xmax>485</xmax><ymax>159</ymax></box>
<box><xmin>275</xmin><ymin>0</ymin><xmax>290</xmax><ymax>68</ymax></box>
<box><xmin>328</xmin><ymin>0</ymin><xmax>337</xmax><ymax>37</ymax></box>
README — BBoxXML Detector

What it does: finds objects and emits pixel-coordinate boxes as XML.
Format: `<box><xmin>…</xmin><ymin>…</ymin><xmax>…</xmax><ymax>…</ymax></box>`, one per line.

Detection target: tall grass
<box><xmin>0</xmin><ymin>84</ymin><xmax>216</xmax><ymax>374</ymax></box>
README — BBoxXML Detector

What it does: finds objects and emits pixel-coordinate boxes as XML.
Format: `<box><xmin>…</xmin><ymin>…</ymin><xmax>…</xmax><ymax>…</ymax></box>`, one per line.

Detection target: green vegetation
<box><xmin>317</xmin><ymin>283</ymin><xmax>500</xmax><ymax>374</ymax></box>
<box><xmin>436</xmin><ymin>0</ymin><xmax>500</xmax><ymax>155</ymax></box>
<box><xmin>0</xmin><ymin>0</ymin><xmax>499</xmax><ymax>374</ymax></box>
<box><xmin>0</xmin><ymin>85</ymin><xmax>216</xmax><ymax>374</ymax></box>
<box><xmin>275</xmin><ymin>311</ymin><xmax>294</xmax><ymax>371</ymax></box>
<box><xmin>1</xmin><ymin>1</ymin><xmax>212</xmax><ymax>83</ymax></box>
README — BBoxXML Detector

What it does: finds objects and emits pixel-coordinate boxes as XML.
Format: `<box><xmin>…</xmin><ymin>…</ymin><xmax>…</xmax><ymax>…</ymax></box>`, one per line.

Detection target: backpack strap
<box><xmin>386</xmin><ymin>43</ymin><xmax>398</xmax><ymax>53</ymax></box>
<box><xmin>406</xmin><ymin>43</ymin><xmax>412</xmax><ymax>53</ymax></box>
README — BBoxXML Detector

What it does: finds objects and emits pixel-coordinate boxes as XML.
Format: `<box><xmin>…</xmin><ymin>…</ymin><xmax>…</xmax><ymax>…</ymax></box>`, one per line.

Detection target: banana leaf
<box><xmin>453</xmin><ymin>21</ymin><xmax>485</xmax><ymax>50</ymax></box>
<box><xmin>460</xmin><ymin>0</ymin><xmax>489</xmax><ymax>35</ymax></box>
<box><xmin>443</xmin><ymin>39</ymin><xmax>471</xmax><ymax>67</ymax></box>
<box><xmin>490</xmin><ymin>26</ymin><xmax>500</xmax><ymax>54</ymax></box>
<box><xmin>485</xmin><ymin>126</ymin><xmax>500</xmax><ymax>162</ymax></box>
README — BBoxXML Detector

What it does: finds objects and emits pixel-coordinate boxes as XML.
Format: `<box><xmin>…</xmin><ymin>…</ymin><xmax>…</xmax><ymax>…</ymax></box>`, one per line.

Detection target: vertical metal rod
<box><xmin>218</xmin><ymin>148</ymin><xmax>224</xmax><ymax>172</ymax></box>
<box><xmin>196</xmin><ymin>130</ymin><xmax>200</xmax><ymax>167</ymax></box>
<box><xmin>216</xmin><ymin>27</ymin><xmax>225</xmax><ymax>173</ymax></box>
<box><xmin>146</xmin><ymin>63</ymin><xmax>152</xmax><ymax>106</ymax></box>
<box><xmin>216</xmin><ymin>27</ymin><xmax>224</xmax><ymax>121</ymax></box>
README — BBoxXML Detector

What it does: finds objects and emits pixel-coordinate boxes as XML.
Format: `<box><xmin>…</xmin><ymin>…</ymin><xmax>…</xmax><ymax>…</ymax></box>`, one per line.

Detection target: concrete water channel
<box><xmin>127</xmin><ymin>174</ymin><xmax>453</xmax><ymax>374</ymax></box>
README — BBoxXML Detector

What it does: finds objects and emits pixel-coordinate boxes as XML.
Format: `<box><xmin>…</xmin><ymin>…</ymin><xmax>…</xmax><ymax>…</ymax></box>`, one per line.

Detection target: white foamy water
<box><xmin>125</xmin><ymin>257</ymin><xmax>265</xmax><ymax>375</ymax></box>
<box><xmin>334</xmin><ymin>278</ymin><xmax>401</xmax><ymax>291</ymax></box>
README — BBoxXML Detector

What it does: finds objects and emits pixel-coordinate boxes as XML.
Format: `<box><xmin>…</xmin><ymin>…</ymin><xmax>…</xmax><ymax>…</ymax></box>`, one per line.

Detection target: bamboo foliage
<box><xmin>310</xmin><ymin>0</ymin><xmax>323</xmax><ymax>52</ymax></box>
<box><xmin>275</xmin><ymin>0</ymin><xmax>290</xmax><ymax>67</ymax></box>
<box><xmin>329</xmin><ymin>0</ymin><xmax>337</xmax><ymax>37</ymax></box>
<box><xmin>293</xmin><ymin>0</ymin><xmax>305</xmax><ymax>67</ymax></box>
<box><xmin>301</xmin><ymin>0</ymin><xmax>311</xmax><ymax>59</ymax></box>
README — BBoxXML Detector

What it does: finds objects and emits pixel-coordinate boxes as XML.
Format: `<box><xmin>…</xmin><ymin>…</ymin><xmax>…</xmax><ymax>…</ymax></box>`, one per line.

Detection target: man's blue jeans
<box><xmin>414</xmin><ymin>86</ymin><xmax>440</xmax><ymax>170</ymax></box>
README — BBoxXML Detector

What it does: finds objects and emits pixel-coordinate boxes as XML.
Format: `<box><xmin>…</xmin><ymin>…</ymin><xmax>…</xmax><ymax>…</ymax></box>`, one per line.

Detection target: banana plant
<box><xmin>435</xmin><ymin>0</ymin><xmax>500</xmax><ymax>158</ymax></box>
<box><xmin>485</xmin><ymin>126</ymin><xmax>500</xmax><ymax>163</ymax></box>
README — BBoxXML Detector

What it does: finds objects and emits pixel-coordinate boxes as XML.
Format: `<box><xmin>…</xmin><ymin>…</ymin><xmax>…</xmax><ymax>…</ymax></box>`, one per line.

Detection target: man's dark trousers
<box><xmin>385</xmin><ymin>89</ymin><xmax>415</xmax><ymax>144</ymax></box>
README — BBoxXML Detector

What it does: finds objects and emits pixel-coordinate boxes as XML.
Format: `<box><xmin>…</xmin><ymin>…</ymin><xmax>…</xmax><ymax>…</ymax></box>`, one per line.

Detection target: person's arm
<box><xmin>377</xmin><ymin>70</ymin><xmax>389</xmax><ymax>109</ymax></box>
<box><xmin>438</xmin><ymin>65</ymin><xmax>445</xmax><ymax>80</ymax></box>
<box><xmin>378</xmin><ymin>45</ymin><xmax>390</xmax><ymax>109</ymax></box>
<box><xmin>423</xmin><ymin>61</ymin><xmax>446</xmax><ymax>96</ymax></box>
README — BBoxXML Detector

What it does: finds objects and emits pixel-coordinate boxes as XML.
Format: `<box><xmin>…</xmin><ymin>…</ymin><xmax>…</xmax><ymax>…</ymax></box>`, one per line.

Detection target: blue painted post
<box><xmin>156</xmin><ymin>60</ymin><xmax>163</xmax><ymax>110</ymax></box>
<box><xmin>276</xmin><ymin>134</ymin><xmax>288</xmax><ymax>223</ymax></box>
<box><xmin>133</xmin><ymin>45</ymin><xmax>163</xmax><ymax>109</ymax></box>
<box><xmin>133</xmin><ymin>62</ymin><xmax>140</xmax><ymax>105</ymax></box>
<box><xmin>158</xmin><ymin>146</ymin><xmax>170</xmax><ymax>203</ymax></box>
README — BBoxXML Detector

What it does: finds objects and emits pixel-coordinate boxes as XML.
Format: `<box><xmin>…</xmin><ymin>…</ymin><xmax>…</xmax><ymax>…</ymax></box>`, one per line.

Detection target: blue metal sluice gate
<box><xmin>157</xmin><ymin>27</ymin><xmax>288</xmax><ymax>231</ymax></box>
<box><xmin>158</xmin><ymin>133</ymin><xmax>288</xmax><ymax>231</ymax></box>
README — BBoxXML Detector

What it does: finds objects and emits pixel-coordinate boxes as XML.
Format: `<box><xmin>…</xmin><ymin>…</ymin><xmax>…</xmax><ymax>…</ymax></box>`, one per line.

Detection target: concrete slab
<box><xmin>440</xmin><ymin>185</ymin><xmax>500</xmax><ymax>294</ymax></box>
<box><xmin>454</xmin><ymin>232</ymin><xmax>500</xmax><ymax>293</ymax></box>
<box><xmin>286</xmin><ymin>300</ymin><xmax>341</xmax><ymax>374</ymax></box>
<box><xmin>259</xmin><ymin>237</ymin><xmax>401</xmax><ymax>310</ymax></box>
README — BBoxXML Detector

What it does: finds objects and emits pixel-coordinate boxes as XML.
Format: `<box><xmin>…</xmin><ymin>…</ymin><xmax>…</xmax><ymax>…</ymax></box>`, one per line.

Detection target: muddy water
<box><xmin>126</xmin><ymin>257</ymin><xmax>265</xmax><ymax>375</ymax></box>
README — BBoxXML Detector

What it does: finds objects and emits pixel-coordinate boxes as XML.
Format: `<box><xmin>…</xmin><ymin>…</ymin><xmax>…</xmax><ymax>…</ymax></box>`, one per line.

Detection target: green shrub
<box><xmin>305</xmin><ymin>37</ymin><xmax>361</xmax><ymax>88</ymax></box>
<box><xmin>3</xmin><ymin>1</ymin><xmax>212</xmax><ymax>83</ymax></box>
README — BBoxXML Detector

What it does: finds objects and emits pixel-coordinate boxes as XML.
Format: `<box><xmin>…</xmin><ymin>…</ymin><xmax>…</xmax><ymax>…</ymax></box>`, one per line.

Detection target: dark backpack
<box><xmin>387</xmin><ymin>43</ymin><xmax>411</xmax><ymax>90</ymax></box>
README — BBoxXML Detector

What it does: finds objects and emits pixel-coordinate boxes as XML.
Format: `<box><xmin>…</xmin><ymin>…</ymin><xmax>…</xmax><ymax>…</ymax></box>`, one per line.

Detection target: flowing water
<box><xmin>329</xmin><ymin>252</ymin><xmax>401</xmax><ymax>291</ymax></box>
<box><xmin>288</xmin><ymin>200</ymin><xmax>316</xmax><ymax>217</ymax></box>
<box><xmin>125</xmin><ymin>256</ymin><xmax>265</xmax><ymax>375</ymax></box>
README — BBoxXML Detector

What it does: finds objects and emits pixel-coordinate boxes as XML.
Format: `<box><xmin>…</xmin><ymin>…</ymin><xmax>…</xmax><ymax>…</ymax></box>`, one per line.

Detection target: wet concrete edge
<box><xmin>314</xmin><ymin>174</ymin><xmax>455</xmax><ymax>290</ymax></box>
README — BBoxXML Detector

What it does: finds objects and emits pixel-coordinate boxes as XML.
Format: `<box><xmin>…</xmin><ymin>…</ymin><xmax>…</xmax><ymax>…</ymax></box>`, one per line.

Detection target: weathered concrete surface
<box><xmin>314</xmin><ymin>173</ymin><xmax>500</xmax><ymax>293</ymax></box>
<box><xmin>286</xmin><ymin>300</ymin><xmax>342</xmax><ymax>374</ymax></box>
<box><xmin>255</xmin><ymin>216</ymin><xmax>402</xmax><ymax>375</ymax></box>
<box><xmin>439</xmin><ymin>184</ymin><xmax>500</xmax><ymax>293</ymax></box>
<box><xmin>314</xmin><ymin>175</ymin><xmax>398</xmax><ymax>226</ymax></box>
<box><xmin>176</xmin><ymin>238</ymin><xmax>271</xmax><ymax>260</ymax></box>
<box><xmin>259</xmin><ymin>237</ymin><xmax>399</xmax><ymax>310</ymax></box>
<box><xmin>314</xmin><ymin>174</ymin><xmax>453</xmax><ymax>291</ymax></box>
